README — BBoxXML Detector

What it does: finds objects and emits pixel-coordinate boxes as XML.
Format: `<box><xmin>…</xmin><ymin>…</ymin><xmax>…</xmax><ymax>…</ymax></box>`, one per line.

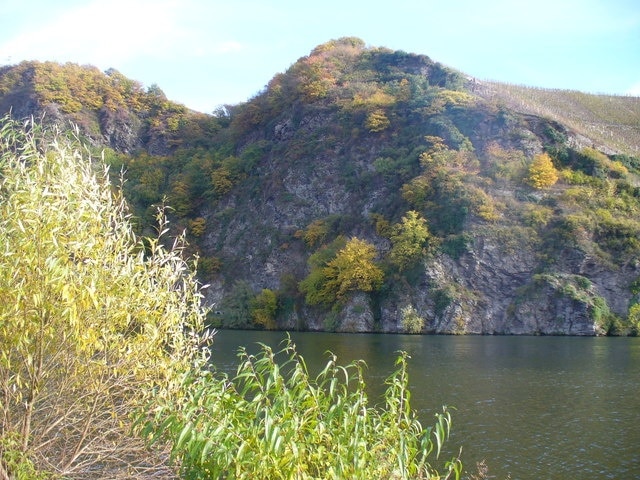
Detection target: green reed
<box><xmin>138</xmin><ymin>337</ymin><xmax>461</xmax><ymax>479</ymax></box>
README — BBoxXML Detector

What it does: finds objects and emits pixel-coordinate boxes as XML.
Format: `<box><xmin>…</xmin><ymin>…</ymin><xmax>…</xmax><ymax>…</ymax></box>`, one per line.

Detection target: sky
<box><xmin>1</xmin><ymin>0</ymin><xmax>639</xmax><ymax>113</ymax></box>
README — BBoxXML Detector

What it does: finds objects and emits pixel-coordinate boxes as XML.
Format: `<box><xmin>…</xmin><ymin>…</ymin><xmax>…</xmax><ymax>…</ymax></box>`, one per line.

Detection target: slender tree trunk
<box><xmin>62</xmin><ymin>395</ymin><xmax>100</xmax><ymax>473</ymax></box>
<box><xmin>0</xmin><ymin>460</ymin><xmax>12</xmax><ymax>480</ymax></box>
<box><xmin>21</xmin><ymin>309</ymin><xmax>47</xmax><ymax>453</ymax></box>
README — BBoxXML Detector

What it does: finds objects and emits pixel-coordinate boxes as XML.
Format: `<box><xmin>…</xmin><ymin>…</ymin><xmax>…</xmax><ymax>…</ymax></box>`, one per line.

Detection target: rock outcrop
<box><xmin>2</xmin><ymin>44</ymin><xmax>639</xmax><ymax>336</ymax></box>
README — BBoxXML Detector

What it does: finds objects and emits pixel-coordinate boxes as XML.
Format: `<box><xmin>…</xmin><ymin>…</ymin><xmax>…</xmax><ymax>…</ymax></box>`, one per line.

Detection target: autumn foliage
<box><xmin>300</xmin><ymin>237</ymin><xmax>384</xmax><ymax>306</ymax></box>
<box><xmin>527</xmin><ymin>153</ymin><xmax>559</xmax><ymax>189</ymax></box>
<box><xmin>0</xmin><ymin>118</ymin><xmax>209</xmax><ymax>478</ymax></box>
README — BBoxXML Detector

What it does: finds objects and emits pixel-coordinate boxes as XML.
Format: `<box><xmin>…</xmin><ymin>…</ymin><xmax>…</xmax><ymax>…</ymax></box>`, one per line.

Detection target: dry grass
<box><xmin>474</xmin><ymin>81</ymin><xmax>640</xmax><ymax>156</ymax></box>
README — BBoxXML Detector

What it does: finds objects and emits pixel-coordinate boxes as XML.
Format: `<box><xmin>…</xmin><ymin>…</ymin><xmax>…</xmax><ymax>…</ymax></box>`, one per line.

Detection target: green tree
<box><xmin>628</xmin><ymin>303</ymin><xmax>640</xmax><ymax>336</ymax></box>
<box><xmin>0</xmin><ymin>118</ymin><xmax>208</xmax><ymax>478</ymax></box>
<box><xmin>135</xmin><ymin>162</ymin><xmax>166</xmax><ymax>204</ymax></box>
<box><xmin>250</xmin><ymin>289</ymin><xmax>278</xmax><ymax>329</ymax></box>
<box><xmin>389</xmin><ymin>210</ymin><xmax>433</xmax><ymax>270</ymax></box>
<box><xmin>299</xmin><ymin>237</ymin><xmax>348</xmax><ymax>306</ymax></box>
<box><xmin>222</xmin><ymin>280</ymin><xmax>255</xmax><ymax>328</ymax></box>
<box><xmin>401</xmin><ymin>305</ymin><xmax>425</xmax><ymax>333</ymax></box>
<box><xmin>527</xmin><ymin>152</ymin><xmax>559</xmax><ymax>189</ymax></box>
<box><xmin>401</xmin><ymin>176</ymin><xmax>431</xmax><ymax>210</ymax></box>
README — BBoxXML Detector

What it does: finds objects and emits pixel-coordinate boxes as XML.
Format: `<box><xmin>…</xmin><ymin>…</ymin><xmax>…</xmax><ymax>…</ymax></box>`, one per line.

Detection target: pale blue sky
<box><xmin>1</xmin><ymin>0</ymin><xmax>639</xmax><ymax>113</ymax></box>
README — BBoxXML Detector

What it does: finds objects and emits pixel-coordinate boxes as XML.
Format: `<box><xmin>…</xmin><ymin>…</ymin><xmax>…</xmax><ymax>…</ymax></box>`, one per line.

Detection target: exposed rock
<box><xmin>335</xmin><ymin>293</ymin><xmax>375</xmax><ymax>333</ymax></box>
<box><xmin>2</xmin><ymin>52</ymin><xmax>638</xmax><ymax>336</ymax></box>
<box><xmin>507</xmin><ymin>275</ymin><xmax>606</xmax><ymax>335</ymax></box>
<box><xmin>99</xmin><ymin>107</ymin><xmax>143</xmax><ymax>153</ymax></box>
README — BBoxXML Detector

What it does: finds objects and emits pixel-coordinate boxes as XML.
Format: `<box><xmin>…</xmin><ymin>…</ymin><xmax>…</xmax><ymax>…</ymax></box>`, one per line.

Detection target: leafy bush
<box><xmin>402</xmin><ymin>143</ymin><xmax>482</xmax><ymax>235</ymax></box>
<box><xmin>466</xmin><ymin>185</ymin><xmax>500</xmax><ymax>222</ymax></box>
<box><xmin>612</xmin><ymin>153</ymin><xmax>640</xmax><ymax>174</ymax></box>
<box><xmin>627</xmin><ymin>304</ymin><xmax>640</xmax><ymax>336</ymax></box>
<box><xmin>365</xmin><ymin>109</ymin><xmax>391</xmax><ymax>132</ymax></box>
<box><xmin>483</xmin><ymin>142</ymin><xmax>527</xmax><ymax>182</ymax></box>
<box><xmin>221</xmin><ymin>280</ymin><xmax>256</xmax><ymax>328</ymax></box>
<box><xmin>0</xmin><ymin>117</ymin><xmax>208</xmax><ymax>478</ymax></box>
<box><xmin>188</xmin><ymin>217</ymin><xmax>207</xmax><ymax>237</ymax></box>
<box><xmin>138</xmin><ymin>339</ymin><xmax>462</xmax><ymax>479</ymax></box>
<box><xmin>295</xmin><ymin>218</ymin><xmax>332</xmax><ymax>248</ymax></box>
<box><xmin>250</xmin><ymin>289</ymin><xmax>278</xmax><ymax>330</ymax></box>
<box><xmin>521</xmin><ymin>204</ymin><xmax>554</xmax><ymax>227</ymax></box>
<box><xmin>433</xmin><ymin>287</ymin><xmax>455</xmax><ymax>317</ymax></box>
<box><xmin>560</xmin><ymin>168</ymin><xmax>602</xmax><ymax>187</ymax></box>
<box><xmin>578</xmin><ymin>147</ymin><xmax>628</xmax><ymax>179</ymax></box>
<box><xmin>401</xmin><ymin>305</ymin><xmax>425</xmax><ymax>333</ymax></box>
<box><xmin>440</xmin><ymin>234</ymin><xmax>471</xmax><ymax>260</ymax></box>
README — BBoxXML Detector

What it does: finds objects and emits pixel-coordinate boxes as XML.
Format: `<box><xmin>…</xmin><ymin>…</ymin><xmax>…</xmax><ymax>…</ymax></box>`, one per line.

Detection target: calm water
<box><xmin>210</xmin><ymin>331</ymin><xmax>640</xmax><ymax>480</ymax></box>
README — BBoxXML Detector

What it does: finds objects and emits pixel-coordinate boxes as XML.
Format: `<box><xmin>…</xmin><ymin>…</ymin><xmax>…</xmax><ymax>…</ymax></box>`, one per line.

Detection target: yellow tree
<box><xmin>0</xmin><ymin>118</ymin><xmax>209</xmax><ymax>478</ymax></box>
<box><xmin>527</xmin><ymin>152</ymin><xmax>559</xmax><ymax>189</ymax></box>
<box><xmin>211</xmin><ymin>165</ymin><xmax>234</xmax><ymax>197</ymax></box>
<box><xmin>321</xmin><ymin>238</ymin><xmax>384</xmax><ymax>302</ymax></box>
<box><xmin>365</xmin><ymin>109</ymin><xmax>391</xmax><ymax>132</ymax></box>
<box><xmin>295</xmin><ymin>218</ymin><xmax>330</xmax><ymax>248</ymax></box>
<box><xmin>388</xmin><ymin>210</ymin><xmax>433</xmax><ymax>271</ymax></box>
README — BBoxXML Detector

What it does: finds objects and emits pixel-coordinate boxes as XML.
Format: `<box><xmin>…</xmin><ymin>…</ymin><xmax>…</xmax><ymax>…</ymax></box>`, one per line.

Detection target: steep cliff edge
<box><xmin>192</xmin><ymin>40</ymin><xmax>639</xmax><ymax>335</ymax></box>
<box><xmin>2</xmin><ymin>39</ymin><xmax>639</xmax><ymax>335</ymax></box>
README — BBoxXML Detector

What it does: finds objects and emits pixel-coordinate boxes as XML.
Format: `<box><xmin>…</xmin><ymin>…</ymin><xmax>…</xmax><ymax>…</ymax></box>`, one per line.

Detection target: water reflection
<box><xmin>211</xmin><ymin>331</ymin><xmax>640</xmax><ymax>480</ymax></box>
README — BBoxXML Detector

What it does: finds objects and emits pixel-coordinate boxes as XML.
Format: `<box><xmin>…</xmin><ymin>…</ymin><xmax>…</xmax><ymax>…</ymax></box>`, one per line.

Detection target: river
<box><xmin>209</xmin><ymin>331</ymin><xmax>640</xmax><ymax>480</ymax></box>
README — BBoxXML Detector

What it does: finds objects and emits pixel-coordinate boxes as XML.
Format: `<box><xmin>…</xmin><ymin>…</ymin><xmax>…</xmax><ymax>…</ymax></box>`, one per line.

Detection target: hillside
<box><xmin>474</xmin><ymin>80</ymin><xmax>640</xmax><ymax>156</ymax></box>
<box><xmin>1</xmin><ymin>38</ymin><xmax>639</xmax><ymax>335</ymax></box>
<box><xmin>0</xmin><ymin>60</ymin><xmax>219</xmax><ymax>154</ymax></box>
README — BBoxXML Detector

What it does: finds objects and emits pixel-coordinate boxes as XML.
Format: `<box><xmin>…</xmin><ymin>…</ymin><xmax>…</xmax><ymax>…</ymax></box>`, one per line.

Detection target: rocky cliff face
<box><xmin>230</xmin><ymin>206</ymin><xmax>636</xmax><ymax>336</ymax></box>
<box><xmin>192</xmin><ymin>40</ymin><xmax>640</xmax><ymax>335</ymax></box>
<box><xmin>198</xmin><ymin>95</ymin><xmax>639</xmax><ymax>335</ymax></box>
<box><xmin>2</xmin><ymin>44</ymin><xmax>639</xmax><ymax>335</ymax></box>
